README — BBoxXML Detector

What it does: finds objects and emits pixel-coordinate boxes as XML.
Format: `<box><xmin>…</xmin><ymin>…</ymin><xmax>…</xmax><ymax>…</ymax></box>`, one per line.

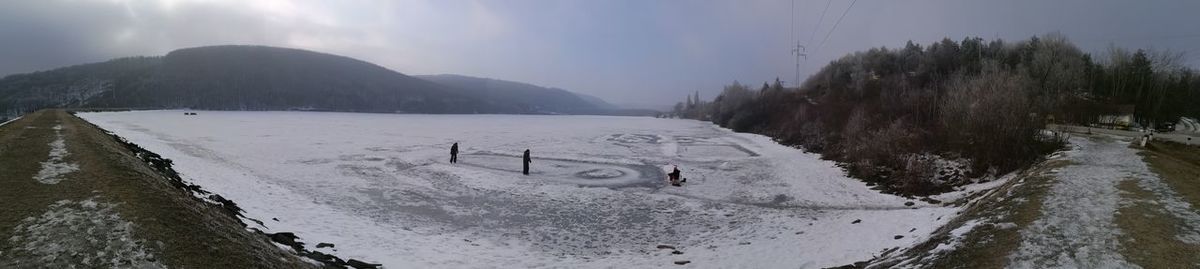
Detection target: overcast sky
<box><xmin>1</xmin><ymin>0</ymin><xmax>1197</xmax><ymax>108</ymax></box>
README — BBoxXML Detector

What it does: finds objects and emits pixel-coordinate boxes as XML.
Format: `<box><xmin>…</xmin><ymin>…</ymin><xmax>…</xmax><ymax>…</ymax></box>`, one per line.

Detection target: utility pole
<box><xmin>790</xmin><ymin>0</ymin><xmax>807</xmax><ymax>88</ymax></box>
<box><xmin>792</xmin><ymin>43</ymin><xmax>806</xmax><ymax>88</ymax></box>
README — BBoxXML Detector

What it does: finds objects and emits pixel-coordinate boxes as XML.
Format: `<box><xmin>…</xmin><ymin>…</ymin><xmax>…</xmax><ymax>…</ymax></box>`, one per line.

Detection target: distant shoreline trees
<box><xmin>672</xmin><ymin>34</ymin><xmax>1200</xmax><ymax>195</ymax></box>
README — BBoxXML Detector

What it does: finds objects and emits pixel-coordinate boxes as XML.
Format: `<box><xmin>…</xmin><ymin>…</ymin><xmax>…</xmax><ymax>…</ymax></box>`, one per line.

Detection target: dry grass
<box><xmin>1115</xmin><ymin>179</ymin><xmax>1200</xmax><ymax>268</ymax></box>
<box><xmin>921</xmin><ymin>160</ymin><xmax>1067</xmax><ymax>269</ymax></box>
<box><xmin>0</xmin><ymin>110</ymin><xmax>315</xmax><ymax>268</ymax></box>
<box><xmin>866</xmin><ymin>159</ymin><xmax>1069</xmax><ymax>269</ymax></box>
<box><xmin>1115</xmin><ymin>141</ymin><xmax>1200</xmax><ymax>268</ymax></box>
<box><xmin>1141</xmin><ymin>141</ymin><xmax>1200</xmax><ymax>209</ymax></box>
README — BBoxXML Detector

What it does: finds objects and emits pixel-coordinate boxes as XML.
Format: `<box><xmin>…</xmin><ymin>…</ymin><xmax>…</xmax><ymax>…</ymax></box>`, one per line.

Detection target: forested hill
<box><xmin>674</xmin><ymin>34</ymin><xmax>1200</xmax><ymax>195</ymax></box>
<box><xmin>416</xmin><ymin>74</ymin><xmax>616</xmax><ymax>115</ymax></box>
<box><xmin>0</xmin><ymin>45</ymin><xmax>619</xmax><ymax>117</ymax></box>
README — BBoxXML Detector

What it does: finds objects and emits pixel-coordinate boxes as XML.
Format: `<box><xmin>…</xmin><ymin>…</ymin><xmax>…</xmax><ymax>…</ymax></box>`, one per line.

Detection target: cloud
<box><xmin>0</xmin><ymin>0</ymin><xmax>1196</xmax><ymax>108</ymax></box>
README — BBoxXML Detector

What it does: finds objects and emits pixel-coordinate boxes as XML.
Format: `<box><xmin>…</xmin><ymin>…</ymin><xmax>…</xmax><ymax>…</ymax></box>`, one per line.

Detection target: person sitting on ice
<box><xmin>668</xmin><ymin>165</ymin><xmax>683</xmax><ymax>186</ymax></box>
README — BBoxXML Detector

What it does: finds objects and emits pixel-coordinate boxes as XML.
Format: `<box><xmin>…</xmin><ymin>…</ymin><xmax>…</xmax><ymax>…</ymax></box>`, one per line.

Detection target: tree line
<box><xmin>671</xmin><ymin>34</ymin><xmax>1200</xmax><ymax>195</ymax></box>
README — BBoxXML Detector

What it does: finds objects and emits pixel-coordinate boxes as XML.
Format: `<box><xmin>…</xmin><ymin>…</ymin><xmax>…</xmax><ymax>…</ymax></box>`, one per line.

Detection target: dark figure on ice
<box><xmin>450</xmin><ymin>143</ymin><xmax>459</xmax><ymax>163</ymax></box>
<box><xmin>522</xmin><ymin>149</ymin><xmax>532</xmax><ymax>175</ymax></box>
<box><xmin>668</xmin><ymin>166</ymin><xmax>685</xmax><ymax>186</ymax></box>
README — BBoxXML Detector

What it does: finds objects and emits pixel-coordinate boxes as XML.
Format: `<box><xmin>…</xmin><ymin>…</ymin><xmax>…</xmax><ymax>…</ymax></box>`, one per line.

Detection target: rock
<box><xmin>909</xmin><ymin>228</ymin><xmax>916</xmax><ymax>232</ymax></box>
<box><xmin>272</xmin><ymin>217</ymin><xmax>279</xmax><ymax>221</ymax></box>
<box><xmin>829</xmin><ymin>262</ymin><xmax>870</xmax><ymax>269</ymax></box>
<box><xmin>851</xmin><ymin>219</ymin><xmax>862</xmax><ymax>224</ymax></box>
<box><xmin>795</xmin><ymin>231</ymin><xmax>805</xmax><ymax>234</ymax></box>
<box><xmin>671</xmin><ymin>250</ymin><xmax>683</xmax><ymax>255</ymax></box>
<box><xmin>674</xmin><ymin>260</ymin><xmax>691</xmax><ymax>265</ymax></box>
<box><xmin>738</xmin><ymin>242</ymin><xmax>751</xmax><ymax>245</ymax></box>
<box><xmin>894</xmin><ymin>235</ymin><xmax>904</xmax><ymax>240</ymax></box>
<box><xmin>347</xmin><ymin>259</ymin><xmax>383</xmax><ymax>269</ymax></box>
<box><xmin>268</xmin><ymin>232</ymin><xmax>303</xmax><ymax>251</ymax></box>
<box><xmin>316</xmin><ymin>242</ymin><xmax>335</xmax><ymax>248</ymax></box>
<box><xmin>304</xmin><ymin>251</ymin><xmax>343</xmax><ymax>264</ymax></box>
<box><xmin>904</xmin><ymin>201</ymin><xmax>915</xmax><ymax>206</ymax></box>
<box><xmin>656</xmin><ymin>244</ymin><xmax>676</xmax><ymax>250</ymax></box>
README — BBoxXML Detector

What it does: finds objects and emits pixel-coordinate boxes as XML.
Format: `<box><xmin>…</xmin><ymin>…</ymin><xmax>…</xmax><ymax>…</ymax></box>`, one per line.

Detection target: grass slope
<box><xmin>0</xmin><ymin>110</ymin><xmax>316</xmax><ymax>268</ymax></box>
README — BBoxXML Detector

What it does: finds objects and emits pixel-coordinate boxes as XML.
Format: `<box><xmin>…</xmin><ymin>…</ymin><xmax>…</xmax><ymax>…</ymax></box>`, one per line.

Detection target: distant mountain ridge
<box><xmin>415</xmin><ymin>74</ymin><xmax>617</xmax><ymax>114</ymax></box>
<box><xmin>0</xmin><ymin>45</ymin><xmax>627</xmax><ymax>118</ymax></box>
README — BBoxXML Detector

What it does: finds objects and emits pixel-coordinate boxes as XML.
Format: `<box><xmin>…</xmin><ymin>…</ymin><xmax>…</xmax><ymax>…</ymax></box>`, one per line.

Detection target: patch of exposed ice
<box><xmin>33</xmin><ymin>124</ymin><xmax>78</xmax><ymax>184</ymax></box>
<box><xmin>1</xmin><ymin>197</ymin><xmax>165</xmax><ymax>268</ymax></box>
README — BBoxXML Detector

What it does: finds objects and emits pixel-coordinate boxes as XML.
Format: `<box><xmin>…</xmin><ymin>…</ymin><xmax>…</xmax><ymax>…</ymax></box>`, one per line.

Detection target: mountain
<box><xmin>574</xmin><ymin>93</ymin><xmax>620</xmax><ymax>111</ymax></box>
<box><xmin>415</xmin><ymin>74</ymin><xmax>615</xmax><ymax>114</ymax></box>
<box><xmin>0</xmin><ymin>45</ymin><xmax>625</xmax><ymax>118</ymax></box>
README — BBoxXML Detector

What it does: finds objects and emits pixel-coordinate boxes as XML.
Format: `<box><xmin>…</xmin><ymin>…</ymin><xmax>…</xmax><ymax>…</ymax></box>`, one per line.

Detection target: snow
<box><xmin>79</xmin><ymin>110</ymin><xmax>960</xmax><ymax>268</ymax></box>
<box><xmin>0</xmin><ymin>116</ymin><xmax>20</xmax><ymax>127</ymax></box>
<box><xmin>0</xmin><ymin>197</ymin><xmax>165</xmax><ymax>268</ymax></box>
<box><xmin>1176</xmin><ymin>117</ymin><xmax>1199</xmax><ymax>134</ymax></box>
<box><xmin>33</xmin><ymin>124</ymin><xmax>79</xmax><ymax>184</ymax></box>
<box><xmin>932</xmin><ymin>219</ymin><xmax>983</xmax><ymax>253</ymax></box>
<box><xmin>1008</xmin><ymin>136</ymin><xmax>1141</xmax><ymax>268</ymax></box>
<box><xmin>928</xmin><ymin>172</ymin><xmax>1019</xmax><ymax>205</ymax></box>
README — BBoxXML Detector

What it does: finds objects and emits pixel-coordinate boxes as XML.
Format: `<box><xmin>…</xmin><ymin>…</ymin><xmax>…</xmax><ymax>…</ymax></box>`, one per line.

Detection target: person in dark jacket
<box><xmin>522</xmin><ymin>149</ymin><xmax>532</xmax><ymax>175</ymax></box>
<box><xmin>668</xmin><ymin>166</ymin><xmax>682</xmax><ymax>186</ymax></box>
<box><xmin>450</xmin><ymin>143</ymin><xmax>459</xmax><ymax>163</ymax></box>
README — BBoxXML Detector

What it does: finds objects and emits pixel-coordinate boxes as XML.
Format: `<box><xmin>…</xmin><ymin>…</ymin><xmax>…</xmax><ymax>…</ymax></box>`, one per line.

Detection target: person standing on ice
<box><xmin>522</xmin><ymin>149</ymin><xmax>532</xmax><ymax>175</ymax></box>
<box><xmin>450</xmin><ymin>142</ymin><xmax>459</xmax><ymax>163</ymax></box>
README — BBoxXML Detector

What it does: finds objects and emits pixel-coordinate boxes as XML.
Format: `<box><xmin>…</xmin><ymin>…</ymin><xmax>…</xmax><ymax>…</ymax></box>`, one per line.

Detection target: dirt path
<box><xmin>1007</xmin><ymin>135</ymin><xmax>1200</xmax><ymax>268</ymax></box>
<box><xmin>867</xmin><ymin>135</ymin><xmax>1200</xmax><ymax>268</ymax></box>
<box><xmin>1006</xmin><ymin>136</ymin><xmax>1143</xmax><ymax>268</ymax></box>
<box><xmin>0</xmin><ymin>110</ymin><xmax>314</xmax><ymax>268</ymax></box>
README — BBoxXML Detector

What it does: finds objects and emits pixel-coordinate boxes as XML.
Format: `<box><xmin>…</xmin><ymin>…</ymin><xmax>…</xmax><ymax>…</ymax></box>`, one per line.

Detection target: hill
<box><xmin>416</xmin><ymin>74</ymin><xmax>614</xmax><ymax>114</ymax></box>
<box><xmin>673</xmin><ymin>35</ymin><xmax>1200</xmax><ymax>195</ymax></box>
<box><xmin>0</xmin><ymin>110</ymin><xmax>343</xmax><ymax>268</ymax></box>
<box><xmin>0</xmin><ymin>46</ymin><xmax>626</xmax><ymax>117</ymax></box>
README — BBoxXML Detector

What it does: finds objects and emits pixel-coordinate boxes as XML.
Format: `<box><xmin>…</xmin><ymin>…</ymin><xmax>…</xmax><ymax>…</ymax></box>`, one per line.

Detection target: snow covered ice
<box><xmin>80</xmin><ymin>110</ymin><xmax>960</xmax><ymax>268</ymax></box>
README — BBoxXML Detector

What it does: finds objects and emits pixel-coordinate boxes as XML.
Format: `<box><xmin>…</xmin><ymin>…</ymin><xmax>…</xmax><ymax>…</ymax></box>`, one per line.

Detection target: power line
<box><xmin>816</xmin><ymin>0</ymin><xmax>858</xmax><ymax>50</ymax></box>
<box><xmin>1073</xmin><ymin>33</ymin><xmax>1200</xmax><ymax>44</ymax></box>
<box><xmin>790</xmin><ymin>0</ymin><xmax>795</xmax><ymax>49</ymax></box>
<box><xmin>806</xmin><ymin>0</ymin><xmax>833</xmax><ymax>47</ymax></box>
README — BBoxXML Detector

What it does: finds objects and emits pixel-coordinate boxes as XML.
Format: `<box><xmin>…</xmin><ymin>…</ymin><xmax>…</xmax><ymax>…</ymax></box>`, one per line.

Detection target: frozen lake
<box><xmin>80</xmin><ymin>110</ymin><xmax>957</xmax><ymax>268</ymax></box>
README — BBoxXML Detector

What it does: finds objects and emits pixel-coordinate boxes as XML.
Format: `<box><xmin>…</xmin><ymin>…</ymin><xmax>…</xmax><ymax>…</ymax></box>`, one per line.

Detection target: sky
<box><xmin>1</xmin><ymin>0</ymin><xmax>1198</xmax><ymax>109</ymax></box>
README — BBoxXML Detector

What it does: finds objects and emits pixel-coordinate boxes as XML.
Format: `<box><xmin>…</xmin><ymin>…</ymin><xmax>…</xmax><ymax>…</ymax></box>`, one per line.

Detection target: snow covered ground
<box><xmin>1007</xmin><ymin>136</ymin><xmax>1138</xmax><ymax>268</ymax></box>
<box><xmin>1008</xmin><ymin>135</ymin><xmax>1200</xmax><ymax>268</ymax></box>
<box><xmin>34</xmin><ymin>124</ymin><xmax>79</xmax><ymax>184</ymax></box>
<box><xmin>0</xmin><ymin>116</ymin><xmax>19</xmax><ymax>127</ymax></box>
<box><xmin>80</xmin><ymin>110</ymin><xmax>960</xmax><ymax>268</ymax></box>
<box><xmin>1177</xmin><ymin>117</ymin><xmax>1199</xmax><ymax>134</ymax></box>
<box><xmin>1</xmin><ymin>197</ymin><xmax>165</xmax><ymax>268</ymax></box>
